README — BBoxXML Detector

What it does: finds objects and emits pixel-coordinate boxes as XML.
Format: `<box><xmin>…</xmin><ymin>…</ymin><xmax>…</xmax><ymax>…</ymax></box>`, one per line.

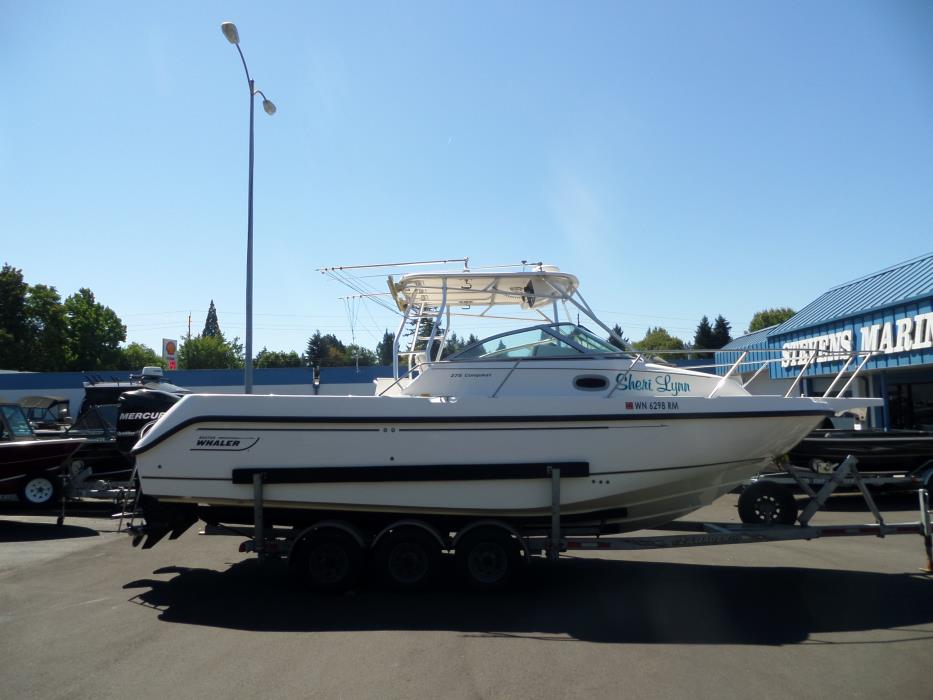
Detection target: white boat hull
<box><xmin>135</xmin><ymin>394</ymin><xmax>833</xmax><ymax>532</ymax></box>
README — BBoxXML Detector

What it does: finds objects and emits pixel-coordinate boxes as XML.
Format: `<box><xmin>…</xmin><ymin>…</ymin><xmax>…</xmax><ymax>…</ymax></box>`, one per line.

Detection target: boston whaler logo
<box><xmin>191</xmin><ymin>436</ymin><xmax>260</xmax><ymax>451</ymax></box>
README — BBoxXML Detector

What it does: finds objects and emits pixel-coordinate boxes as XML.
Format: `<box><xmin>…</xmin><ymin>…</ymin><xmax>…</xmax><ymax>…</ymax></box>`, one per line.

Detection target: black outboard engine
<box><xmin>115</xmin><ymin>389</ymin><xmax>182</xmax><ymax>454</ymax></box>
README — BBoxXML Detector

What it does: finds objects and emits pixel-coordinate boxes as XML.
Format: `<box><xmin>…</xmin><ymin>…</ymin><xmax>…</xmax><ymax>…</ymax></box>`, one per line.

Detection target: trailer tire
<box><xmin>373</xmin><ymin>528</ymin><xmax>442</xmax><ymax>591</ymax></box>
<box><xmin>18</xmin><ymin>475</ymin><xmax>61</xmax><ymax>508</ymax></box>
<box><xmin>738</xmin><ymin>481</ymin><xmax>798</xmax><ymax>525</ymax></box>
<box><xmin>455</xmin><ymin>526</ymin><xmax>522</xmax><ymax>591</ymax></box>
<box><xmin>291</xmin><ymin>529</ymin><xmax>366</xmax><ymax>593</ymax></box>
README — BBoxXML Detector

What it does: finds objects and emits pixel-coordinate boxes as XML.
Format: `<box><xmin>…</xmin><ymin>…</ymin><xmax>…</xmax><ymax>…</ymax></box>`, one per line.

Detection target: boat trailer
<box><xmin>180</xmin><ymin>455</ymin><xmax>933</xmax><ymax>582</ymax></box>
<box><xmin>526</xmin><ymin>458</ymin><xmax>933</xmax><ymax>574</ymax></box>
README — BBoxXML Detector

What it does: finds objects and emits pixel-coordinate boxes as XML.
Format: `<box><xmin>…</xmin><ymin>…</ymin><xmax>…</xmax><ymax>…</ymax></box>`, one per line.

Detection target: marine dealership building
<box><xmin>717</xmin><ymin>252</ymin><xmax>933</xmax><ymax>431</ymax></box>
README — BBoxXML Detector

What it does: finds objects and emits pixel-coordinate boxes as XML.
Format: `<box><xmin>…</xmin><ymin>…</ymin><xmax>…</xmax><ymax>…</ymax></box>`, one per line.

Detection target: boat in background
<box><xmin>788</xmin><ymin>423</ymin><xmax>933</xmax><ymax>476</ymax></box>
<box><xmin>64</xmin><ymin>367</ymin><xmax>190</xmax><ymax>486</ymax></box>
<box><xmin>20</xmin><ymin>395</ymin><xmax>72</xmax><ymax>434</ymax></box>
<box><xmin>0</xmin><ymin>403</ymin><xmax>84</xmax><ymax>507</ymax></box>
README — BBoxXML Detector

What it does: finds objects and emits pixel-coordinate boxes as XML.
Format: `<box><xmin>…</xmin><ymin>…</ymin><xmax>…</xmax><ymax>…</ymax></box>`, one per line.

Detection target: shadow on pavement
<box><xmin>0</xmin><ymin>500</ymin><xmax>119</xmax><ymax>518</ymax></box>
<box><xmin>124</xmin><ymin>557</ymin><xmax>933</xmax><ymax>645</ymax></box>
<box><xmin>0</xmin><ymin>520</ymin><xmax>100</xmax><ymax>542</ymax></box>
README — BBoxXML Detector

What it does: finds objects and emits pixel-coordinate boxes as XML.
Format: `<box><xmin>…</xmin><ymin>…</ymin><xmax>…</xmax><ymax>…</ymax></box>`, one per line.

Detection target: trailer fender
<box><xmin>372</xmin><ymin>519</ymin><xmax>448</xmax><ymax>550</ymax></box>
<box><xmin>287</xmin><ymin>520</ymin><xmax>369</xmax><ymax>562</ymax></box>
<box><xmin>452</xmin><ymin>519</ymin><xmax>529</xmax><ymax>559</ymax></box>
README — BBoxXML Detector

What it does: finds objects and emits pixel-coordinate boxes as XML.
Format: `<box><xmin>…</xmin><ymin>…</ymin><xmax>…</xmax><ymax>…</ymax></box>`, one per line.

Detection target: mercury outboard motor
<box><xmin>115</xmin><ymin>389</ymin><xmax>183</xmax><ymax>455</ymax></box>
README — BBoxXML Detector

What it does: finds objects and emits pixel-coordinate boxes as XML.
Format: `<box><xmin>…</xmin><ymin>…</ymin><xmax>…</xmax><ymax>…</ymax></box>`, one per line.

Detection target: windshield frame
<box><xmin>446</xmin><ymin>323</ymin><xmax>630</xmax><ymax>362</ymax></box>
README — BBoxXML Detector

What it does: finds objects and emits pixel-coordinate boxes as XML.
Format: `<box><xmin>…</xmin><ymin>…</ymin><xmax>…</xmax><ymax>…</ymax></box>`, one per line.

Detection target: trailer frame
<box><xmin>189</xmin><ymin>455</ymin><xmax>933</xmax><ymax>578</ymax></box>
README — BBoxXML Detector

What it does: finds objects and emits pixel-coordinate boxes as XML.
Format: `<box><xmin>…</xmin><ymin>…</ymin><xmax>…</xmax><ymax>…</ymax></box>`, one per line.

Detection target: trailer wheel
<box><xmin>18</xmin><ymin>475</ymin><xmax>61</xmax><ymax>508</ymax></box>
<box><xmin>455</xmin><ymin>527</ymin><xmax>522</xmax><ymax>591</ymax></box>
<box><xmin>373</xmin><ymin>528</ymin><xmax>442</xmax><ymax>590</ymax></box>
<box><xmin>738</xmin><ymin>481</ymin><xmax>798</xmax><ymax>525</ymax></box>
<box><xmin>291</xmin><ymin>530</ymin><xmax>365</xmax><ymax>593</ymax></box>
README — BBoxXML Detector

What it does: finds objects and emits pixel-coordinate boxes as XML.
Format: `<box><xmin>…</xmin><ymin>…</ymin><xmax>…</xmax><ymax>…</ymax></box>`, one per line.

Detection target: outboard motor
<box><xmin>115</xmin><ymin>389</ymin><xmax>182</xmax><ymax>455</ymax></box>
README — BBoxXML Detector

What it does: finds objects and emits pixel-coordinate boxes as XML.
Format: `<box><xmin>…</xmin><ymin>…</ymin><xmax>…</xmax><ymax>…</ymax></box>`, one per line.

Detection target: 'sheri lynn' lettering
<box><xmin>615</xmin><ymin>372</ymin><xmax>691</xmax><ymax>396</ymax></box>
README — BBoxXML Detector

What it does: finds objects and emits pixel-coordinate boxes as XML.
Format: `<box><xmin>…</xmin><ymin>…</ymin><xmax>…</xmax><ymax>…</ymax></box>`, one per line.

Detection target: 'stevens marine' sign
<box><xmin>781</xmin><ymin>311</ymin><xmax>933</xmax><ymax>368</ymax></box>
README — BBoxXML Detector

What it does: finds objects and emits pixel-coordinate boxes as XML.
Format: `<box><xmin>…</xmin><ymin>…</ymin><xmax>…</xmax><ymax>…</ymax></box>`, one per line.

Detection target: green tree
<box><xmin>202</xmin><ymin>300</ymin><xmax>222</xmax><ymax>337</ymax></box>
<box><xmin>346</xmin><ymin>344</ymin><xmax>377</xmax><ymax>367</ymax></box>
<box><xmin>711</xmin><ymin>315</ymin><xmax>733</xmax><ymax>349</ymax></box>
<box><xmin>607</xmin><ymin>323</ymin><xmax>629</xmax><ymax>351</ymax></box>
<box><xmin>747</xmin><ymin>307</ymin><xmax>796</xmax><ymax>333</ymax></box>
<box><xmin>305</xmin><ymin>331</ymin><xmax>324</xmax><ymax>366</ymax></box>
<box><xmin>692</xmin><ymin>315</ymin><xmax>716</xmax><ymax>359</ymax></box>
<box><xmin>63</xmin><ymin>288</ymin><xmax>127</xmax><ymax>370</ymax></box>
<box><xmin>304</xmin><ymin>330</ymin><xmax>350</xmax><ymax>367</ymax></box>
<box><xmin>254</xmin><ymin>348</ymin><xmax>303</xmax><ymax>368</ymax></box>
<box><xmin>442</xmin><ymin>331</ymin><xmax>466</xmax><ymax>358</ymax></box>
<box><xmin>24</xmin><ymin>283</ymin><xmax>68</xmax><ymax>371</ymax></box>
<box><xmin>178</xmin><ymin>334</ymin><xmax>243</xmax><ymax>369</ymax></box>
<box><xmin>633</xmin><ymin>327</ymin><xmax>686</xmax><ymax>353</ymax></box>
<box><xmin>0</xmin><ymin>264</ymin><xmax>29</xmax><ymax>369</ymax></box>
<box><xmin>375</xmin><ymin>329</ymin><xmax>394</xmax><ymax>365</ymax></box>
<box><xmin>118</xmin><ymin>342</ymin><xmax>166</xmax><ymax>370</ymax></box>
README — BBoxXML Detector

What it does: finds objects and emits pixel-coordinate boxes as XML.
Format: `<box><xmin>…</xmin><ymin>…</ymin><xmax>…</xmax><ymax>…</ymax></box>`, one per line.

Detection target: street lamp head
<box><xmin>221</xmin><ymin>22</ymin><xmax>240</xmax><ymax>45</ymax></box>
<box><xmin>262</xmin><ymin>99</ymin><xmax>277</xmax><ymax>116</ymax></box>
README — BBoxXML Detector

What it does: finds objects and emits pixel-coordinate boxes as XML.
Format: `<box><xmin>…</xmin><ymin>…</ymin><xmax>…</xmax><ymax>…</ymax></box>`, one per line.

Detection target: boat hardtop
<box><xmin>390</xmin><ymin>268</ymin><xmax>579</xmax><ymax>311</ymax></box>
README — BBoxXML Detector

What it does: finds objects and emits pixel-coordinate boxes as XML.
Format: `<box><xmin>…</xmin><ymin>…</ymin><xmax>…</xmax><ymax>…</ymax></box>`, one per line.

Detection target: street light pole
<box><xmin>221</xmin><ymin>21</ymin><xmax>276</xmax><ymax>394</ymax></box>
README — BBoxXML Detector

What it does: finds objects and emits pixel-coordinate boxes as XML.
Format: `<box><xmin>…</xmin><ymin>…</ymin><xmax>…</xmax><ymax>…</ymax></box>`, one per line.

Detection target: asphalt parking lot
<box><xmin>1</xmin><ymin>493</ymin><xmax>932</xmax><ymax>700</ymax></box>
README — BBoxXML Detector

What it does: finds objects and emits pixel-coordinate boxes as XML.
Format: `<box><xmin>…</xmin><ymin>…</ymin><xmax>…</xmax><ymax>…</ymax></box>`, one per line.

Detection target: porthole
<box><xmin>573</xmin><ymin>375</ymin><xmax>608</xmax><ymax>391</ymax></box>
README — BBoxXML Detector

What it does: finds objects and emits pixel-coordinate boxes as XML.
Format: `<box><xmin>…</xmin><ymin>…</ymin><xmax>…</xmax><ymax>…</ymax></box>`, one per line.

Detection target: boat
<box><xmin>132</xmin><ymin>264</ymin><xmax>882</xmax><ymax>542</ymax></box>
<box><xmin>0</xmin><ymin>403</ymin><xmax>85</xmax><ymax>506</ymax></box>
<box><xmin>19</xmin><ymin>395</ymin><xmax>72</xmax><ymax>434</ymax></box>
<box><xmin>64</xmin><ymin>367</ymin><xmax>190</xmax><ymax>485</ymax></box>
<box><xmin>787</xmin><ymin>423</ymin><xmax>933</xmax><ymax>475</ymax></box>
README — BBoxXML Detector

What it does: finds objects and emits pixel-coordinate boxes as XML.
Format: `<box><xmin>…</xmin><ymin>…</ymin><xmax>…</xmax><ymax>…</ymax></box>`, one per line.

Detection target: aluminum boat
<box><xmin>0</xmin><ymin>404</ymin><xmax>84</xmax><ymax>506</ymax></box>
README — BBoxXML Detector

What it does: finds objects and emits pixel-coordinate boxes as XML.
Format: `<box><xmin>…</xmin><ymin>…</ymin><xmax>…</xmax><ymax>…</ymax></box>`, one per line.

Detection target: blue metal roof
<box><xmin>772</xmin><ymin>251</ymin><xmax>933</xmax><ymax>336</ymax></box>
<box><xmin>713</xmin><ymin>325</ymin><xmax>779</xmax><ymax>376</ymax></box>
<box><xmin>719</xmin><ymin>325</ymin><xmax>776</xmax><ymax>351</ymax></box>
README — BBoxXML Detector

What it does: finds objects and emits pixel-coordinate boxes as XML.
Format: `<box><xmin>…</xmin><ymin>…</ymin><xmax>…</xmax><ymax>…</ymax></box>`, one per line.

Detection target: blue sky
<box><xmin>2</xmin><ymin>1</ymin><xmax>931</xmax><ymax>355</ymax></box>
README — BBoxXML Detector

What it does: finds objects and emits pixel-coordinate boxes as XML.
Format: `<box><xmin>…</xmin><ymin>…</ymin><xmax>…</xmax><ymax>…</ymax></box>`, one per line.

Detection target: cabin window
<box><xmin>574</xmin><ymin>375</ymin><xmax>609</xmax><ymax>391</ymax></box>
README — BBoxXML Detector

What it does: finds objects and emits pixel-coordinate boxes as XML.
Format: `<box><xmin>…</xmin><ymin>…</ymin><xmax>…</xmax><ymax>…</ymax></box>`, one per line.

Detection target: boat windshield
<box><xmin>449</xmin><ymin>323</ymin><xmax>624</xmax><ymax>361</ymax></box>
<box><xmin>1</xmin><ymin>405</ymin><xmax>36</xmax><ymax>438</ymax></box>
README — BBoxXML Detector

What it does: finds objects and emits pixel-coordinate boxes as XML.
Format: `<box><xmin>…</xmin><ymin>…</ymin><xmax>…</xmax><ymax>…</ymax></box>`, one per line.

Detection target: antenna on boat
<box><xmin>317</xmin><ymin>258</ymin><xmax>470</xmax><ymax>273</ymax></box>
<box><xmin>343</xmin><ymin>296</ymin><xmax>362</xmax><ymax>373</ymax></box>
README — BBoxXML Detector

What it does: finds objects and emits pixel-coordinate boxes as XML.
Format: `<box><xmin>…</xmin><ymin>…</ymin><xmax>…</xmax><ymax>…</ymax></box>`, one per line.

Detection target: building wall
<box><xmin>0</xmin><ymin>366</ymin><xmax>391</xmax><ymax>415</ymax></box>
